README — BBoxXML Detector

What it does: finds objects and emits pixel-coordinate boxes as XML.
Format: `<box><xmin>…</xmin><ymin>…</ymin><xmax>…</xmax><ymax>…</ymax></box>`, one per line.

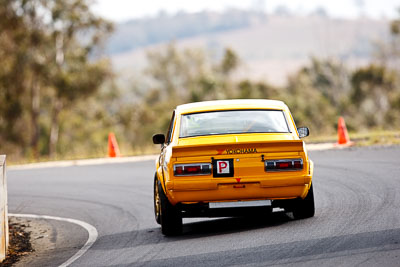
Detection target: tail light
<box><xmin>265</xmin><ymin>159</ymin><xmax>303</xmax><ymax>172</ymax></box>
<box><xmin>174</xmin><ymin>163</ymin><xmax>212</xmax><ymax>176</ymax></box>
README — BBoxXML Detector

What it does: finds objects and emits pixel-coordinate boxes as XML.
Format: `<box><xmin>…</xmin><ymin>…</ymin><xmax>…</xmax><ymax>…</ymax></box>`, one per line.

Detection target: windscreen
<box><xmin>180</xmin><ymin>110</ymin><xmax>289</xmax><ymax>138</ymax></box>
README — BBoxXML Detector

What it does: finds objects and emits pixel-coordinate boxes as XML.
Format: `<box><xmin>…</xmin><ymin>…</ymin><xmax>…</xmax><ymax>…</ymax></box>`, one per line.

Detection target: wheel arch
<box><xmin>155</xmin><ymin>168</ymin><xmax>167</xmax><ymax>194</ymax></box>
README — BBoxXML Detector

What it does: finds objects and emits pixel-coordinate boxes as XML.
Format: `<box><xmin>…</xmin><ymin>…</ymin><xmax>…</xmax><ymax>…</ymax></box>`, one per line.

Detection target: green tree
<box><xmin>0</xmin><ymin>0</ymin><xmax>113</xmax><ymax>159</ymax></box>
<box><xmin>351</xmin><ymin>64</ymin><xmax>397</xmax><ymax>127</ymax></box>
<box><xmin>44</xmin><ymin>0</ymin><xmax>113</xmax><ymax>157</ymax></box>
<box><xmin>285</xmin><ymin>69</ymin><xmax>338</xmax><ymax>134</ymax></box>
<box><xmin>301</xmin><ymin>58</ymin><xmax>351</xmax><ymax>108</ymax></box>
<box><xmin>374</xmin><ymin>8</ymin><xmax>400</xmax><ymax>70</ymax></box>
<box><xmin>0</xmin><ymin>0</ymin><xmax>50</xmax><ymax>157</ymax></box>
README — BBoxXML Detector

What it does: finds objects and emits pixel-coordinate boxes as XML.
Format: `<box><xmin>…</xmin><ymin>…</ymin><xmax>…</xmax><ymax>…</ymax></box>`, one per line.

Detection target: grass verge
<box><xmin>308</xmin><ymin>130</ymin><xmax>400</xmax><ymax>146</ymax></box>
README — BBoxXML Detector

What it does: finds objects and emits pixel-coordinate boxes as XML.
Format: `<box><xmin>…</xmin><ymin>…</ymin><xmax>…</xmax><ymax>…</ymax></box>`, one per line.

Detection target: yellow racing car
<box><xmin>153</xmin><ymin>99</ymin><xmax>314</xmax><ymax>235</ymax></box>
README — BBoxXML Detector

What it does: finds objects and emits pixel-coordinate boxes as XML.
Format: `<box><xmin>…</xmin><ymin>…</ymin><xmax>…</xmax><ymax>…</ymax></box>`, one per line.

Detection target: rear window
<box><xmin>180</xmin><ymin>110</ymin><xmax>289</xmax><ymax>138</ymax></box>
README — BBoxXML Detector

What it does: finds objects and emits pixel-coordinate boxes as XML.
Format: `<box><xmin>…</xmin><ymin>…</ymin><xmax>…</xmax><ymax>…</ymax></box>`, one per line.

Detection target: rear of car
<box><xmin>153</xmin><ymin>100</ymin><xmax>314</xmax><ymax>235</ymax></box>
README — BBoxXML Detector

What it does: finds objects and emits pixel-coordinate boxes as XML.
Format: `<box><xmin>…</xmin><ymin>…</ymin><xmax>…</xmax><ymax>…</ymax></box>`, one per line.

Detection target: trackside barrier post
<box><xmin>0</xmin><ymin>155</ymin><xmax>8</xmax><ymax>262</ymax></box>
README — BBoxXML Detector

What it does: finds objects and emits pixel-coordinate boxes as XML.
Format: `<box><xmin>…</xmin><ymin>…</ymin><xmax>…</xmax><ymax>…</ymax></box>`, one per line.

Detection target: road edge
<box><xmin>8</xmin><ymin>214</ymin><xmax>98</xmax><ymax>267</ymax></box>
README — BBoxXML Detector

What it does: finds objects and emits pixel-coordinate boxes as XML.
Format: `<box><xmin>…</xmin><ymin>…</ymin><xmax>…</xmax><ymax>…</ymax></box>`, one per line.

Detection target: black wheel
<box><xmin>292</xmin><ymin>184</ymin><xmax>315</xmax><ymax>219</ymax></box>
<box><xmin>157</xmin><ymin>180</ymin><xmax>182</xmax><ymax>236</ymax></box>
<box><xmin>154</xmin><ymin>175</ymin><xmax>161</xmax><ymax>224</ymax></box>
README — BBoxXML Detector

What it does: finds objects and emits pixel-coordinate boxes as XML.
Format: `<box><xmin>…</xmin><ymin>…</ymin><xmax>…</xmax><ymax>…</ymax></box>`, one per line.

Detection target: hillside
<box><xmin>107</xmin><ymin>9</ymin><xmax>264</xmax><ymax>55</ymax></box>
<box><xmin>108</xmin><ymin>11</ymin><xmax>390</xmax><ymax>85</ymax></box>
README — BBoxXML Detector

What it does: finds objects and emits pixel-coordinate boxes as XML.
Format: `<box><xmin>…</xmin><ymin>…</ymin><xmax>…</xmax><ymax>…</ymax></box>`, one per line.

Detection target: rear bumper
<box><xmin>165</xmin><ymin>174</ymin><xmax>312</xmax><ymax>205</ymax></box>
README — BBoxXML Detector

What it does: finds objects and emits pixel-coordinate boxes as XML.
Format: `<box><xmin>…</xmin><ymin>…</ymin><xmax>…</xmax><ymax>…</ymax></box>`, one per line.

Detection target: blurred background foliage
<box><xmin>0</xmin><ymin>0</ymin><xmax>400</xmax><ymax>162</ymax></box>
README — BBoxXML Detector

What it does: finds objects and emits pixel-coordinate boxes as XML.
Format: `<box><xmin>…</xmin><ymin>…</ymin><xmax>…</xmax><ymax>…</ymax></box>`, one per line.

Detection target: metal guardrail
<box><xmin>0</xmin><ymin>155</ymin><xmax>8</xmax><ymax>262</ymax></box>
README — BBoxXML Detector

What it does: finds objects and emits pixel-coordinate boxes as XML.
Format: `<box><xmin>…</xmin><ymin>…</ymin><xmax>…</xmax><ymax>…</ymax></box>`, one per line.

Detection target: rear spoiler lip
<box><xmin>174</xmin><ymin>139</ymin><xmax>303</xmax><ymax>149</ymax></box>
<box><xmin>172</xmin><ymin>140</ymin><xmax>305</xmax><ymax>157</ymax></box>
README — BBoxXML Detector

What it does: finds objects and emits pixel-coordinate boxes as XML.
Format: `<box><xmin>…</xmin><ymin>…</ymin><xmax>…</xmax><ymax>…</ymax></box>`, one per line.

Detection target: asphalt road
<box><xmin>7</xmin><ymin>146</ymin><xmax>400</xmax><ymax>266</ymax></box>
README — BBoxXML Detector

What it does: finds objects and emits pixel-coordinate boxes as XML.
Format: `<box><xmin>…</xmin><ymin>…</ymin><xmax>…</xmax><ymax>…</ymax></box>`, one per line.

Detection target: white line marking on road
<box><xmin>8</xmin><ymin>155</ymin><xmax>158</xmax><ymax>170</ymax></box>
<box><xmin>306</xmin><ymin>143</ymin><xmax>335</xmax><ymax>151</ymax></box>
<box><xmin>8</xmin><ymin>213</ymin><xmax>98</xmax><ymax>267</ymax></box>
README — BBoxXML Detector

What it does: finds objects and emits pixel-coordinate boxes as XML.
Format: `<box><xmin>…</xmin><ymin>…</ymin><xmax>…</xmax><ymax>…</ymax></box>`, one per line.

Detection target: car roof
<box><xmin>176</xmin><ymin>99</ymin><xmax>287</xmax><ymax>114</ymax></box>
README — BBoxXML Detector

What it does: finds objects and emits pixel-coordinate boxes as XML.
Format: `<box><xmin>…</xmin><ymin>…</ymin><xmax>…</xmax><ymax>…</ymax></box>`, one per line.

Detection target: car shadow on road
<box><xmin>91</xmin><ymin>211</ymin><xmax>294</xmax><ymax>250</ymax></box>
<box><xmin>100</xmin><ymin>227</ymin><xmax>400</xmax><ymax>267</ymax></box>
<box><xmin>182</xmin><ymin>210</ymin><xmax>293</xmax><ymax>237</ymax></box>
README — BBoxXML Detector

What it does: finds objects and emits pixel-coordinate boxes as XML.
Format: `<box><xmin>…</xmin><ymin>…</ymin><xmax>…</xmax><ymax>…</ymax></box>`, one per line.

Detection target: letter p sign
<box><xmin>217</xmin><ymin>160</ymin><xmax>229</xmax><ymax>174</ymax></box>
<box><xmin>213</xmin><ymin>159</ymin><xmax>233</xmax><ymax>177</ymax></box>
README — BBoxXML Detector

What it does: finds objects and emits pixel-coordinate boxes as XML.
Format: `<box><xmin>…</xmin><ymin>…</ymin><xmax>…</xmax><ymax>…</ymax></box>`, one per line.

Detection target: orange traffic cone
<box><xmin>336</xmin><ymin>117</ymin><xmax>353</xmax><ymax>146</ymax></box>
<box><xmin>108</xmin><ymin>132</ymin><xmax>121</xmax><ymax>157</ymax></box>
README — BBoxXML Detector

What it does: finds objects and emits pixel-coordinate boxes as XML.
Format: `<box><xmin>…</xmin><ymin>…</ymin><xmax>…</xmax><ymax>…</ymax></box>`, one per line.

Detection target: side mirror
<box><xmin>297</xmin><ymin>127</ymin><xmax>309</xmax><ymax>138</ymax></box>
<box><xmin>153</xmin><ymin>134</ymin><xmax>166</xmax><ymax>144</ymax></box>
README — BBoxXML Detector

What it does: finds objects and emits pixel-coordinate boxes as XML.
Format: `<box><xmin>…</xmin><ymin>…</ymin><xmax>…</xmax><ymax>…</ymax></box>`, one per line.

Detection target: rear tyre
<box><xmin>292</xmin><ymin>184</ymin><xmax>315</xmax><ymax>219</ymax></box>
<box><xmin>157</xmin><ymin>180</ymin><xmax>182</xmax><ymax>236</ymax></box>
